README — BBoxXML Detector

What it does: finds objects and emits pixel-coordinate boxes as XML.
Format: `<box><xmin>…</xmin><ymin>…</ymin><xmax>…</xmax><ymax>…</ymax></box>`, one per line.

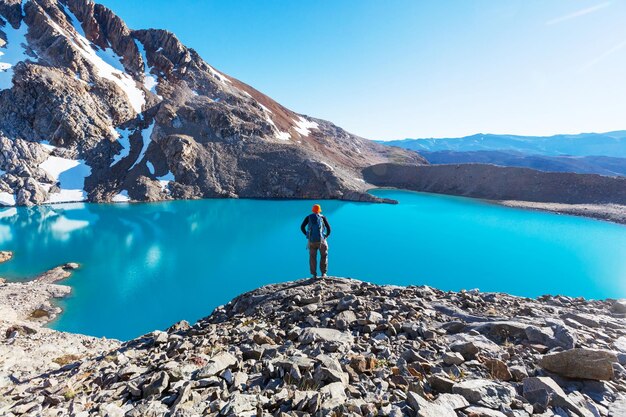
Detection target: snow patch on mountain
<box><xmin>157</xmin><ymin>171</ymin><xmax>174</xmax><ymax>192</ymax></box>
<box><xmin>0</xmin><ymin>192</ymin><xmax>16</xmax><ymax>206</ymax></box>
<box><xmin>134</xmin><ymin>38</ymin><xmax>158</xmax><ymax>94</ymax></box>
<box><xmin>258</xmin><ymin>103</ymin><xmax>291</xmax><ymax>141</ymax></box>
<box><xmin>40</xmin><ymin>156</ymin><xmax>91</xmax><ymax>204</ymax></box>
<box><xmin>208</xmin><ymin>65</ymin><xmax>231</xmax><ymax>85</ymax></box>
<box><xmin>112</xmin><ymin>190</ymin><xmax>130</xmax><ymax>202</ymax></box>
<box><xmin>129</xmin><ymin>121</ymin><xmax>155</xmax><ymax>170</ymax></box>
<box><xmin>111</xmin><ymin>128</ymin><xmax>132</xmax><ymax>166</ymax></box>
<box><xmin>56</xmin><ymin>4</ymin><xmax>145</xmax><ymax>113</ymax></box>
<box><xmin>294</xmin><ymin>116</ymin><xmax>319</xmax><ymax>137</ymax></box>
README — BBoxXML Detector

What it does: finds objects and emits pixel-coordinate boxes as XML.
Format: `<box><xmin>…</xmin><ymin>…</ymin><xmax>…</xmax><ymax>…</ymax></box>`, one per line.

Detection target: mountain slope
<box><xmin>420</xmin><ymin>150</ymin><xmax>626</xmax><ymax>177</ymax></box>
<box><xmin>384</xmin><ymin>131</ymin><xmax>626</xmax><ymax>158</ymax></box>
<box><xmin>0</xmin><ymin>0</ymin><xmax>424</xmax><ymax>206</ymax></box>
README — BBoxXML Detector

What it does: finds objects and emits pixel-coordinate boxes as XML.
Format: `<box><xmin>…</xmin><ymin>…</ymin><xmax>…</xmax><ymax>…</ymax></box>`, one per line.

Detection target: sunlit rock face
<box><xmin>0</xmin><ymin>0</ymin><xmax>425</xmax><ymax>206</ymax></box>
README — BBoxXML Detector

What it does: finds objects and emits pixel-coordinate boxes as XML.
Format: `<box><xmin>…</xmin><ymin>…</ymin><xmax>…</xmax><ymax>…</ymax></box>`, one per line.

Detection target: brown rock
<box><xmin>539</xmin><ymin>348</ymin><xmax>617</xmax><ymax>380</ymax></box>
<box><xmin>34</xmin><ymin>263</ymin><xmax>80</xmax><ymax>284</ymax></box>
<box><xmin>253</xmin><ymin>332</ymin><xmax>275</xmax><ymax>345</ymax></box>
<box><xmin>480</xmin><ymin>357</ymin><xmax>512</xmax><ymax>381</ymax></box>
<box><xmin>0</xmin><ymin>251</ymin><xmax>13</xmax><ymax>263</ymax></box>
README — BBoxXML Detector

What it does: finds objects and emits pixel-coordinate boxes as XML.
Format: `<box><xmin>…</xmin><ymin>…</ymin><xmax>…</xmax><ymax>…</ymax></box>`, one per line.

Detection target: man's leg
<box><xmin>309</xmin><ymin>242</ymin><xmax>319</xmax><ymax>276</ymax></box>
<box><xmin>320</xmin><ymin>240</ymin><xmax>328</xmax><ymax>275</ymax></box>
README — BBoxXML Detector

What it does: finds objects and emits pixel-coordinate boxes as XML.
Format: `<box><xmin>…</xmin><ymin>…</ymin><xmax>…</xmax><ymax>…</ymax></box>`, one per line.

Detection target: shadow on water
<box><xmin>0</xmin><ymin>190</ymin><xmax>625</xmax><ymax>340</ymax></box>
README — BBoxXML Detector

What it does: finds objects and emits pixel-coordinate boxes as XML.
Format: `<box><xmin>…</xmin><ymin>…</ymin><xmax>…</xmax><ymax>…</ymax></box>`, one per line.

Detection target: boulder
<box><xmin>195</xmin><ymin>352</ymin><xmax>238</xmax><ymax>378</ymax></box>
<box><xmin>334</xmin><ymin>310</ymin><xmax>357</xmax><ymax>330</ymax></box>
<box><xmin>452</xmin><ymin>379</ymin><xmax>516</xmax><ymax>409</ymax></box>
<box><xmin>0</xmin><ymin>251</ymin><xmax>12</xmax><ymax>263</ymax></box>
<box><xmin>407</xmin><ymin>391</ymin><xmax>456</xmax><ymax>417</ymax></box>
<box><xmin>428</xmin><ymin>375</ymin><xmax>455</xmax><ymax>393</ymax></box>
<box><xmin>481</xmin><ymin>357</ymin><xmax>512</xmax><ymax>381</ymax></box>
<box><xmin>539</xmin><ymin>348</ymin><xmax>617</xmax><ymax>380</ymax></box>
<box><xmin>142</xmin><ymin>371</ymin><xmax>169</xmax><ymax>399</ymax></box>
<box><xmin>523</xmin><ymin>377</ymin><xmax>589</xmax><ymax>417</ymax></box>
<box><xmin>443</xmin><ymin>352</ymin><xmax>465</xmax><ymax>366</ymax></box>
<box><xmin>464</xmin><ymin>406</ymin><xmax>508</xmax><ymax>417</ymax></box>
<box><xmin>314</xmin><ymin>354</ymin><xmax>349</xmax><ymax>386</ymax></box>
<box><xmin>610</xmin><ymin>300</ymin><xmax>626</xmax><ymax>314</ymax></box>
<box><xmin>299</xmin><ymin>327</ymin><xmax>354</xmax><ymax>345</ymax></box>
<box><xmin>448</xmin><ymin>334</ymin><xmax>501</xmax><ymax>359</ymax></box>
<box><xmin>434</xmin><ymin>393</ymin><xmax>469</xmax><ymax>410</ymax></box>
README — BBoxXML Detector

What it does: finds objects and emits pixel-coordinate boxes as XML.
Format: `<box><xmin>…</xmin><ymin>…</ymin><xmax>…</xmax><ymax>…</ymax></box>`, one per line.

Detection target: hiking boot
<box><xmin>321</xmin><ymin>273</ymin><xmax>327</xmax><ymax>278</ymax></box>
<box><xmin>311</xmin><ymin>274</ymin><xmax>317</xmax><ymax>279</ymax></box>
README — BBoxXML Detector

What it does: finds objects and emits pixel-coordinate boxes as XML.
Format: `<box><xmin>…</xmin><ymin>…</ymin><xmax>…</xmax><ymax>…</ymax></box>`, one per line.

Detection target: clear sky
<box><xmin>98</xmin><ymin>0</ymin><xmax>626</xmax><ymax>140</ymax></box>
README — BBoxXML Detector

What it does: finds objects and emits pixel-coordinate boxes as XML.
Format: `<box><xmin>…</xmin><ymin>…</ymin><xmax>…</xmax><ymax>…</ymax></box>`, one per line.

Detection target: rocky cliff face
<box><xmin>363</xmin><ymin>163</ymin><xmax>626</xmax><ymax>205</ymax></box>
<box><xmin>0</xmin><ymin>0</ymin><xmax>424</xmax><ymax>206</ymax></box>
<box><xmin>1</xmin><ymin>277</ymin><xmax>626</xmax><ymax>416</ymax></box>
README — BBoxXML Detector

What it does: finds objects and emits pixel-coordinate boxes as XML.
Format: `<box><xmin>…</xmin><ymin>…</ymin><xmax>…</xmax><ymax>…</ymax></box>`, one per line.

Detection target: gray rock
<box><xmin>464</xmin><ymin>406</ymin><xmax>508</xmax><ymax>417</ymax></box>
<box><xmin>610</xmin><ymin>300</ymin><xmax>626</xmax><ymax>314</ymax></box>
<box><xmin>196</xmin><ymin>352</ymin><xmax>238</xmax><ymax>378</ymax></box>
<box><xmin>540</xmin><ymin>348</ymin><xmax>617</xmax><ymax>381</ymax></box>
<box><xmin>334</xmin><ymin>310</ymin><xmax>357</xmax><ymax>330</ymax></box>
<box><xmin>452</xmin><ymin>379</ymin><xmax>516</xmax><ymax>409</ymax></box>
<box><xmin>314</xmin><ymin>354</ymin><xmax>348</xmax><ymax>386</ymax></box>
<box><xmin>523</xmin><ymin>377</ymin><xmax>589</xmax><ymax>417</ymax></box>
<box><xmin>509</xmin><ymin>365</ymin><xmax>528</xmax><ymax>382</ymax></box>
<box><xmin>609</xmin><ymin>398</ymin><xmax>626</xmax><ymax>417</ymax></box>
<box><xmin>443</xmin><ymin>352</ymin><xmax>465</xmax><ymax>366</ymax></box>
<box><xmin>407</xmin><ymin>391</ymin><xmax>456</xmax><ymax>417</ymax></box>
<box><xmin>434</xmin><ymin>393</ymin><xmax>469</xmax><ymax>410</ymax></box>
<box><xmin>142</xmin><ymin>371</ymin><xmax>170</xmax><ymax>399</ymax></box>
<box><xmin>429</xmin><ymin>375</ymin><xmax>456</xmax><ymax>393</ymax></box>
<box><xmin>220</xmin><ymin>393</ymin><xmax>258</xmax><ymax>415</ymax></box>
<box><xmin>299</xmin><ymin>327</ymin><xmax>354</xmax><ymax>345</ymax></box>
<box><xmin>448</xmin><ymin>334</ymin><xmax>501</xmax><ymax>359</ymax></box>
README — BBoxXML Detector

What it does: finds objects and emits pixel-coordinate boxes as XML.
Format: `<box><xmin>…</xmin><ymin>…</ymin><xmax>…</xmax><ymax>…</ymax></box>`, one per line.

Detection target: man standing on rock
<box><xmin>301</xmin><ymin>204</ymin><xmax>331</xmax><ymax>279</ymax></box>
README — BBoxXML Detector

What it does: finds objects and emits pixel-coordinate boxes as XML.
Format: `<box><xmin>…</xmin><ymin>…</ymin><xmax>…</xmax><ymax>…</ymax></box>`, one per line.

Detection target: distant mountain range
<box><xmin>383</xmin><ymin>132</ymin><xmax>626</xmax><ymax>177</ymax></box>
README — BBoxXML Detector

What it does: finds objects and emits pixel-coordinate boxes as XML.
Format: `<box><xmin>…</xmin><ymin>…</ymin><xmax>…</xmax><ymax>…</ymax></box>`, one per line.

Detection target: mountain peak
<box><xmin>0</xmin><ymin>0</ymin><xmax>424</xmax><ymax>206</ymax></box>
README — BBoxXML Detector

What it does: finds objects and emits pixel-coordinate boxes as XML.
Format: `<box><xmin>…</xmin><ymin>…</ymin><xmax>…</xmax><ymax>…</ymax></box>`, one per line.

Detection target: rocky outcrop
<box><xmin>1</xmin><ymin>277</ymin><xmax>625</xmax><ymax>416</ymax></box>
<box><xmin>0</xmin><ymin>262</ymin><xmax>119</xmax><ymax>392</ymax></box>
<box><xmin>0</xmin><ymin>0</ymin><xmax>425</xmax><ymax>207</ymax></box>
<box><xmin>363</xmin><ymin>163</ymin><xmax>626</xmax><ymax>205</ymax></box>
<box><xmin>0</xmin><ymin>250</ymin><xmax>11</xmax><ymax>263</ymax></box>
<box><xmin>419</xmin><ymin>150</ymin><xmax>626</xmax><ymax>178</ymax></box>
<box><xmin>363</xmin><ymin>163</ymin><xmax>626</xmax><ymax>224</ymax></box>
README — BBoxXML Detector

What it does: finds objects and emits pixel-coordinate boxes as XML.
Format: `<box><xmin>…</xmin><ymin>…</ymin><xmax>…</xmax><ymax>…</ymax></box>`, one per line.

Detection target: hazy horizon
<box><xmin>381</xmin><ymin>128</ymin><xmax>626</xmax><ymax>142</ymax></box>
<box><xmin>98</xmin><ymin>0</ymin><xmax>626</xmax><ymax>140</ymax></box>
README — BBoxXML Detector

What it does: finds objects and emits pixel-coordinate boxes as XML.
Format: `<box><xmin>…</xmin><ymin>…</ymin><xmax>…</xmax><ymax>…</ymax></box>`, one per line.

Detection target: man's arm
<box><xmin>300</xmin><ymin>216</ymin><xmax>309</xmax><ymax>236</ymax></box>
<box><xmin>323</xmin><ymin>217</ymin><xmax>331</xmax><ymax>238</ymax></box>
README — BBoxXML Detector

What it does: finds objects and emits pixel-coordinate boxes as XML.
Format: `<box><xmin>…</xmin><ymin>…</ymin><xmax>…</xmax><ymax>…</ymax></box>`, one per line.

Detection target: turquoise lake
<box><xmin>1</xmin><ymin>189</ymin><xmax>625</xmax><ymax>340</ymax></box>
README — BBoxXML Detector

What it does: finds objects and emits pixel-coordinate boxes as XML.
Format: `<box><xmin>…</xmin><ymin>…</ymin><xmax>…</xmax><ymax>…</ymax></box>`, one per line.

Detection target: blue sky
<box><xmin>99</xmin><ymin>0</ymin><xmax>626</xmax><ymax>140</ymax></box>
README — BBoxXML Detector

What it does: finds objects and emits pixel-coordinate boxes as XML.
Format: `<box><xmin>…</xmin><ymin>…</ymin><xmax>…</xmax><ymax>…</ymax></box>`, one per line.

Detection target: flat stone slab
<box><xmin>540</xmin><ymin>348</ymin><xmax>617</xmax><ymax>380</ymax></box>
<box><xmin>299</xmin><ymin>327</ymin><xmax>354</xmax><ymax>345</ymax></box>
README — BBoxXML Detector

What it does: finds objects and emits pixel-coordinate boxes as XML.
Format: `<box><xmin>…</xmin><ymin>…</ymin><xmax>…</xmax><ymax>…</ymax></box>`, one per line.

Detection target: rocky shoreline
<box><xmin>1</xmin><ymin>272</ymin><xmax>626</xmax><ymax>416</ymax></box>
<box><xmin>0</xmin><ymin>256</ymin><xmax>119</xmax><ymax>397</ymax></box>
<box><xmin>363</xmin><ymin>163</ymin><xmax>626</xmax><ymax>226</ymax></box>
<box><xmin>497</xmin><ymin>201</ymin><xmax>626</xmax><ymax>226</ymax></box>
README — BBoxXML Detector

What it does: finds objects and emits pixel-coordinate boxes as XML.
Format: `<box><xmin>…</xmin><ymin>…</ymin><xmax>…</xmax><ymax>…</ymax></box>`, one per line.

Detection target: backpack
<box><xmin>307</xmin><ymin>213</ymin><xmax>326</xmax><ymax>243</ymax></box>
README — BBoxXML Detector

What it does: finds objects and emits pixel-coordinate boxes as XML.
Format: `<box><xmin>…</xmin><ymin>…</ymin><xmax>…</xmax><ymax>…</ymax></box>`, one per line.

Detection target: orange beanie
<box><xmin>312</xmin><ymin>204</ymin><xmax>322</xmax><ymax>213</ymax></box>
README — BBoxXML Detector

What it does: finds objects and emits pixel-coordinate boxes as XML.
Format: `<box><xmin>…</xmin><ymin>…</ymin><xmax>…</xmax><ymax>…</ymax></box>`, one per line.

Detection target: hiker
<box><xmin>301</xmin><ymin>204</ymin><xmax>331</xmax><ymax>278</ymax></box>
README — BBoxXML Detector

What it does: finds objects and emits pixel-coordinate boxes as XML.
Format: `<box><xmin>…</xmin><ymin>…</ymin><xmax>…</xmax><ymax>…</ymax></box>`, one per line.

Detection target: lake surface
<box><xmin>1</xmin><ymin>189</ymin><xmax>625</xmax><ymax>340</ymax></box>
